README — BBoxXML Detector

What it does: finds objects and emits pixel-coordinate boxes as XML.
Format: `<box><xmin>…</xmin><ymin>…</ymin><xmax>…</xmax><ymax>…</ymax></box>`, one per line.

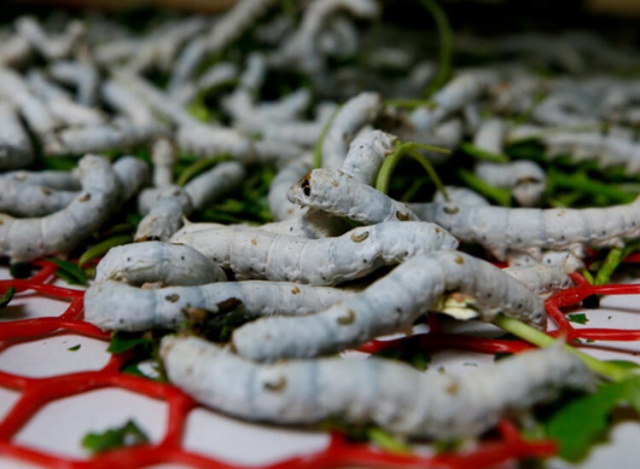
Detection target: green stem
<box><xmin>418</xmin><ymin>0</ymin><xmax>453</xmax><ymax>97</ymax></box>
<box><xmin>460</xmin><ymin>142</ymin><xmax>509</xmax><ymax>163</ymax></box>
<box><xmin>375</xmin><ymin>141</ymin><xmax>449</xmax><ymax>201</ymax></box>
<box><xmin>493</xmin><ymin>314</ymin><xmax>630</xmax><ymax>382</ymax></box>
<box><xmin>366</xmin><ymin>427</ymin><xmax>411</xmax><ymax>454</ymax></box>
<box><xmin>548</xmin><ymin>169</ymin><xmax>635</xmax><ymax>205</ymax></box>
<box><xmin>78</xmin><ymin>234</ymin><xmax>134</xmax><ymax>267</ymax></box>
<box><xmin>457</xmin><ymin>168</ymin><xmax>511</xmax><ymax>206</ymax></box>
<box><xmin>176</xmin><ymin>155</ymin><xmax>231</xmax><ymax>187</ymax></box>
<box><xmin>384</xmin><ymin>99</ymin><xmax>437</xmax><ymax>110</ymax></box>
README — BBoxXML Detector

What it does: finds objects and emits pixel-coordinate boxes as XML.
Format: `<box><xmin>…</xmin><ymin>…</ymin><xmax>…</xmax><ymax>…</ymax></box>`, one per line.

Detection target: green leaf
<box><xmin>366</xmin><ymin>427</ymin><xmax>411</xmax><ymax>454</ymax></box>
<box><xmin>0</xmin><ymin>287</ymin><xmax>16</xmax><ymax>309</ymax></box>
<box><xmin>67</xmin><ymin>344</ymin><xmax>81</xmax><ymax>351</ymax></box>
<box><xmin>567</xmin><ymin>313</ymin><xmax>589</xmax><ymax>325</ymax></box>
<box><xmin>107</xmin><ymin>332</ymin><xmax>155</xmax><ymax>354</ymax></box>
<box><xmin>78</xmin><ymin>234</ymin><xmax>133</xmax><ymax>267</ymax></box>
<box><xmin>45</xmin><ymin>258</ymin><xmax>87</xmax><ymax>286</ymax></box>
<box><xmin>546</xmin><ymin>377</ymin><xmax>640</xmax><ymax>462</ymax></box>
<box><xmin>81</xmin><ymin>419</ymin><xmax>149</xmax><ymax>454</ymax></box>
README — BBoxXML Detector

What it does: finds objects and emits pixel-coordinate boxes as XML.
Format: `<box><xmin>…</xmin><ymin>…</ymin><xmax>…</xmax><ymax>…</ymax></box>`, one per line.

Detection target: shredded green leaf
<box><xmin>81</xmin><ymin>419</ymin><xmax>149</xmax><ymax>454</ymax></box>
<box><xmin>67</xmin><ymin>344</ymin><xmax>81</xmax><ymax>351</ymax></box>
<box><xmin>45</xmin><ymin>258</ymin><xmax>87</xmax><ymax>286</ymax></box>
<box><xmin>0</xmin><ymin>287</ymin><xmax>16</xmax><ymax>309</ymax></box>
<box><xmin>567</xmin><ymin>313</ymin><xmax>589</xmax><ymax>325</ymax></box>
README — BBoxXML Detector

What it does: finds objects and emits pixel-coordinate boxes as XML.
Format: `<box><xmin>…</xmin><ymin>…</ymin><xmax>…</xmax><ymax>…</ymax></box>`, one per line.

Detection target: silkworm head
<box><xmin>396</xmin><ymin>211</ymin><xmax>411</xmax><ymax>221</ymax></box>
<box><xmin>350</xmin><ymin>230</ymin><xmax>369</xmax><ymax>242</ymax></box>
<box><xmin>443</xmin><ymin>203</ymin><xmax>460</xmax><ymax>215</ymax></box>
<box><xmin>300</xmin><ymin>173</ymin><xmax>311</xmax><ymax>197</ymax></box>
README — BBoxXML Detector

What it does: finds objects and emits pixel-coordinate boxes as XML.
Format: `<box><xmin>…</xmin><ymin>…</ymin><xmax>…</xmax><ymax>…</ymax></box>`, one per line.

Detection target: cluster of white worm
<box><xmin>4</xmin><ymin>0</ymin><xmax>636</xmax><ymax>444</ymax></box>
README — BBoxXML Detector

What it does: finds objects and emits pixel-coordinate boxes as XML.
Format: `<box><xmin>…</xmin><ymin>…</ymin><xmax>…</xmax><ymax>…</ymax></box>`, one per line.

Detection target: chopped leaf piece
<box><xmin>45</xmin><ymin>258</ymin><xmax>87</xmax><ymax>285</ymax></box>
<box><xmin>0</xmin><ymin>287</ymin><xmax>16</xmax><ymax>309</ymax></box>
<box><xmin>67</xmin><ymin>344</ymin><xmax>81</xmax><ymax>351</ymax></box>
<box><xmin>81</xmin><ymin>419</ymin><xmax>149</xmax><ymax>454</ymax></box>
<box><xmin>546</xmin><ymin>376</ymin><xmax>640</xmax><ymax>462</ymax></box>
<box><xmin>567</xmin><ymin>313</ymin><xmax>589</xmax><ymax>325</ymax></box>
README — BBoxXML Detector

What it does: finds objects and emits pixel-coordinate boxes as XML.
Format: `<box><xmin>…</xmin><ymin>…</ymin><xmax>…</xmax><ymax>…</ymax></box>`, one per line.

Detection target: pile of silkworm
<box><xmin>2</xmin><ymin>0</ymin><xmax>638</xmax><ymax>443</ymax></box>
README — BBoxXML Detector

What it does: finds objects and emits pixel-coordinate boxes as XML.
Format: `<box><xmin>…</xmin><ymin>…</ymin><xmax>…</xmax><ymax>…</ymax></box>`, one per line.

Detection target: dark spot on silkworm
<box><xmin>396</xmin><ymin>211</ymin><xmax>410</xmax><ymax>221</ymax></box>
<box><xmin>180</xmin><ymin>255</ymin><xmax>185</xmax><ymax>261</ymax></box>
<box><xmin>300</xmin><ymin>173</ymin><xmax>311</xmax><ymax>197</ymax></box>
<box><xmin>560</xmin><ymin>235</ymin><xmax>566</xmax><ymax>241</ymax></box>
<box><xmin>362</xmin><ymin>258</ymin><xmax>367</xmax><ymax>263</ymax></box>
<box><xmin>264</xmin><ymin>375</ymin><xmax>287</xmax><ymax>392</ymax></box>
<box><xmin>454</xmin><ymin>255</ymin><xmax>464</xmax><ymax>264</ymax></box>
<box><xmin>350</xmin><ymin>231</ymin><xmax>369</xmax><ymax>242</ymax></box>
<box><xmin>446</xmin><ymin>381</ymin><xmax>460</xmax><ymax>395</ymax></box>
<box><xmin>337</xmin><ymin>309</ymin><xmax>356</xmax><ymax>325</ymax></box>
<box><xmin>118</xmin><ymin>318</ymin><xmax>124</xmax><ymax>324</ymax></box>
<box><xmin>41</xmin><ymin>187</ymin><xmax>52</xmax><ymax>196</ymax></box>
<box><xmin>443</xmin><ymin>204</ymin><xmax>459</xmax><ymax>215</ymax></box>
<box><xmin>251</xmin><ymin>238</ymin><xmax>257</xmax><ymax>245</ymax></box>
<box><xmin>78</xmin><ymin>193</ymin><xmax>91</xmax><ymax>202</ymax></box>
<box><xmin>165</xmin><ymin>293</ymin><xmax>180</xmax><ymax>302</ymax></box>
<box><xmin>601</xmin><ymin>229</ymin><xmax>607</xmax><ymax>235</ymax></box>
<box><xmin>291</xmin><ymin>287</ymin><xmax>301</xmax><ymax>294</ymax></box>
<box><xmin>517</xmin><ymin>303</ymin><xmax>523</xmax><ymax>309</ymax></box>
<box><xmin>126</xmin><ymin>257</ymin><xmax>131</xmax><ymax>262</ymax></box>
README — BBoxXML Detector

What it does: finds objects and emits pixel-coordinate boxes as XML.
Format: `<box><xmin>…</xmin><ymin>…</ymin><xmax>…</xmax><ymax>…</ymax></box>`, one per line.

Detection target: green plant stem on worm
<box><xmin>460</xmin><ymin>142</ymin><xmax>509</xmax><ymax>163</ymax></box>
<box><xmin>457</xmin><ymin>168</ymin><xmax>511</xmax><ymax>206</ymax></box>
<box><xmin>375</xmin><ymin>141</ymin><xmax>449</xmax><ymax>200</ymax></box>
<box><xmin>417</xmin><ymin>0</ymin><xmax>453</xmax><ymax>97</ymax></box>
<box><xmin>493</xmin><ymin>314</ymin><xmax>633</xmax><ymax>382</ymax></box>
<box><xmin>176</xmin><ymin>155</ymin><xmax>232</xmax><ymax>186</ymax></box>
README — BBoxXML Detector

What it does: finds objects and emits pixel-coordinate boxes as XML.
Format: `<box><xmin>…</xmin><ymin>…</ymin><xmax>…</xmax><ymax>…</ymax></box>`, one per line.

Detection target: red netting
<box><xmin>1</xmin><ymin>258</ymin><xmax>639</xmax><ymax>468</ymax></box>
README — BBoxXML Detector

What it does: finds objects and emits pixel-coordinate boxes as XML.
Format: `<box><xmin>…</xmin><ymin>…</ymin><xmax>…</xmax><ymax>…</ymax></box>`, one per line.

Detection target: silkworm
<box><xmin>85</xmin><ymin>279</ymin><xmax>353</xmax><ymax>331</ymax></box>
<box><xmin>100</xmin><ymin>80</ymin><xmax>157</xmax><ymax>126</ymax></box>
<box><xmin>182</xmin><ymin>161</ymin><xmax>246</xmax><ymax>210</ymax></box>
<box><xmin>474</xmin><ymin>160</ymin><xmax>546</xmax><ymax>207</ymax></box>
<box><xmin>503</xmin><ymin>263</ymin><xmax>573</xmax><ymax>297</ymax></box>
<box><xmin>410</xmin><ymin>71</ymin><xmax>497</xmax><ymax>131</ymax></box>
<box><xmin>170</xmin><ymin>220</ymin><xmax>458</xmax><ymax>286</ymax></box>
<box><xmin>135</xmin><ymin>196</ymin><xmax>188</xmax><ymax>242</ymax></box>
<box><xmin>531</xmin><ymin>90</ymin><xmax>600</xmax><ymax>127</ymax></box>
<box><xmin>162</xmin><ymin>337</ymin><xmax>593</xmax><ymax>439</ymax></box>
<box><xmin>174</xmin><ymin>61</ymin><xmax>238</xmax><ymax>105</ymax></box>
<box><xmin>2</xmin><ymin>169</ymin><xmax>80</xmax><ymax>191</ymax></box>
<box><xmin>151</xmin><ymin>138</ymin><xmax>176</xmax><ymax>188</ymax></box>
<box><xmin>0</xmin><ymin>66</ymin><xmax>60</xmax><ymax>136</ymax></box>
<box><xmin>231</xmin><ymin>250</ymin><xmax>545</xmax><ymax>362</ymax></box>
<box><xmin>0</xmin><ymin>102</ymin><xmax>34</xmax><ymax>170</ymax></box>
<box><xmin>0</xmin><ymin>177</ymin><xmax>77</xmax><ymax>217</ymax></box>
<box><xmin>269</xmin><ymin>0</ymin><xmax>380</xmax><ymax>74</ymax></box>
<box><xmin>411</xmin><ymin>197</ymin><xmax>640</xmax><ymax>261</ymax></box>
<box><xmin>268</xmin><ymin>155</ymin><xmax>312</xmax><ymax>221</ymax></box>
<box><xmin>0</xmin><ymin>155</ymin><xmax>119</xmax><ymax>262</ymax></box>
<box><xmin>26</xmin><ymin>70</ymin><xmax>106</xmax><ymax>127</ymax></box>
<box><xmin>44</xmin><ymin>120</ymin><xmax>166</xmax><ymax>156</ymax></box>
<box><xmin>262</xmin><ymin>103</ymin><xmax>338</xmax><ymax>147</ymax></box>
<box><xmin>15</xmin><ymin>16</ymin><xmax>84</xmax><ymax>61</ymax></box>
<box><xmin>95</xmin><ymin>241</ymin><xmax>226</xmax><ymax>286</ymax></box>
<box><xmin>340</xmin><ymin>130</ymin><xmax>397</xmax><ymax>185</ymax></box>
<box><xmin>287</xmin><ymin>168</ymin><xmax>420</xmax><ymax>225</ymax></box>
<box><xmin>0</xmin><ymin>33</ymin><xmax>32</xmax><ymax>68</ymax></box>
<box><xmin>168</xmin><ymin>0</ymin><xmax>278</xmax><ymax>93</ymax></box>
<box><xmin>321</xmin><ymin>91</ymin><xmax>382</xmax><ymax>171</ymax></box>
<box><xmin>428</xmin><ymin>186</ymin><xmax>490</xmax><ymax>207</ymax></box>
<box><xmin>176</xmin><ymin>124</ymin><xmax>256</xmax><ymax>162</ymax></box>
<box><xmin>48</xmin><ymin>60</ymin><xmax>100</xmax><ymax>107</ymax></box>
<box><xmin>113</xmin><ymin>69</ymin><xmax>200</xmax><ymax>127</ymax></box>
<box><xmin>111</xmin><ymin>156</ymin><xmax>151</xmax><ymax>203</ymax></box>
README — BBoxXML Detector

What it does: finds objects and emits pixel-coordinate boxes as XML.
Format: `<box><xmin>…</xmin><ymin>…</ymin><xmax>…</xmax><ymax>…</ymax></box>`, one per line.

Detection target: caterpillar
<box><xmin>85</xmin><ymin>279</ymin><xmax>353</xmax><ymax>331</ymax></box>
<box><xmin>0</xmin><ymin>101</ymin><xmax>34</xmax><ymax>170</ymax></box>
<box><xmin>170</xmin><ymin>220</ymin><xmax>458</xmax><ymax>285</ymax></box>
<box><xmin>161</xmin><ymin>337</ymin><xmax>593</xmax><ymax>439</ymax></box>
<box><xmin>231</xmin><ymin>250</ymin><xmax>546</xmax><ymax>362</ymax></box>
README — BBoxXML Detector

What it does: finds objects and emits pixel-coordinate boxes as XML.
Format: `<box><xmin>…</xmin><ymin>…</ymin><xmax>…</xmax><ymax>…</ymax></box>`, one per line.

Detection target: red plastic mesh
<box><xmin>1</xmin><ymin>258</ymin><xmax>639</xmax><ymax>468</ymax></box>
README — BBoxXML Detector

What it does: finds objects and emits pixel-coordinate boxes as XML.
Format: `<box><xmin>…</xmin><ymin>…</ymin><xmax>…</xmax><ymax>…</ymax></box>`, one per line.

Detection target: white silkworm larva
<box><xmin>269</xmin><ymin>0</ymin><xmax>379</xmax><ymax>74</ymax></box>
<box><xmin>113</xmin><ymin>69</ymin><xmax>201</xmax><ymax>127</ymax></box>
<box><xmin>261</xmin><ymin>101</ymin><xmax>338</xmax><ymax>148</ymax></box>
<box><xmin>0</xmin><ymin>155</ymin><xmax>119</xmax><ymax>262</ymax></box>
<box><xmin>231</xmin><ymin>250</ymin><xmax>546</xmax><ymax>362</ymax></box>
<box><xmin>15</xmin><ymin>16</ymin><xmax>84</xmax><ymax>61</ymax></box>
<box><xmin>268</xmin><ymin>155</ymin><xmax>312</xmax><ymax>221</ymax></box>
<box><xmin>410</xmin><ymin>71</ymin><xmax>497</xmax><ymax>131</ymax></box>
<box><xmin>0</xmin><ymin>178</ymin><xmax>76</xmax><ymax>217</ymax></box>
<box><xmin>0</xmin><ymin>33</ymin><xmax>32</xmax><ymax>68</ymax></box>
<box><xmin>168</xmin><ymin>0</ymin><xmax>278</xmax><ymax>92</ymax></box>
<box><xmin>412</xmin><ymin>197</ymin><xmax>640</xmax><ymax>261</ymax></box>
<box><xmin>474</xmin><ymin>160</ymin><xmax>546</xmax><ymax>207</ymax></box>
<box><xmin>95</xmin><ymin>241</ymin><xmax>226</xmax><ymax>286</ymax></box>
<box><xmin>503</xmin><ymin>263</ymin><xmax>573</xmax><ymax>297</ymax></box>
<box><xmin>183</xmin><ymin>161</ymin><xmax>246</xmax><ymax>211</ymax></box>
<box><xmin>473</xmin><ymin>117</ymin><xmax>506</xmax><ymax>155</ymax></box>
<box><xmin>253</xmin><ymin>139</ymin><xmax>306</xmax><ymax>167</ymax></box>
<box><xmin>339</xmin><ymin>130</ymin><xmax>397</xmax><ymax>185</ymax></box>
<box><xmin>100</xmin><ymin>80</ymin><xmax>157</xmax><ymax>126</ymax></box>
<box><xmin>85</xmin><ymin>279</ymin><xmax>353</xmax><ymax>331</ymax></box>
<box><xmin>428</xmin><ymin>186</ymin><xmax>490</xmax><ymax>207</ymax></box>
<box><xmin>26</xmin><ymin>70</ymin><xmax>106</xmax><ymax>127</ymax></box>
<box><xmin>3</xmin><ymin>169</ymin><xmax>80</xmax><ymax>191</ymax></box>
<box><xmin>287</xmin><ymin>168</ymin><xmax>420</xmax><ymax>225</ymax></box>
<box><xmin>176</xmin><ymin>124</ymin><xmax>256</xmax><ymax>162</ymax></box>
<box><xmin>48</xmin><ymin>60</ymin><xmax>100</xmax><ymax>107</ymax></box>
<box><xmin>171</xmin><ymin>220</ymin><xmax>458</xmax><ymax>286</ymax></box>
<box><xmin>321</xmin><ymin>91</ymin><xmax>382</xmax><ymax>171</ymax></box>
<box><xmin>136</xmin><ymin>185</ymin><xmax>192</xmax><ymax>241</ymax></box>
<box><xmin>44</xmin><ymin>120</ymin><xmax>165</xmax><ymax>156</ymax></box>
<box><xmin>151</xmin><ymin>138</ymin><xmax>176</xmax><ymax>188</ymax></box>
<box><xmin>531</xmin><ymin>91</ymin><xmax>600</xmax><ymax>127</ymax></box>
<box><xmin>161</xmin><ymin>336</ymin><xmax>593</xmax><ymax>439</ymax></box>
<box><xmin>174</xmin><ymin>61</ymin><xmax>238</xmax><ymax>105</ymax></box>
<box><xmin>111</xmin><ymin>156</ymin><xmax>151</xmax><ymax>203</ymax></box>
<box><xmin>0</xmin><ymin>102</ymin><xmax>34</xmax><ymax>170</ymax></box>
<box><xmin>0</xmin><ymin>66</ymin><xmax>60</xmax><ymax>136</ymax></box>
